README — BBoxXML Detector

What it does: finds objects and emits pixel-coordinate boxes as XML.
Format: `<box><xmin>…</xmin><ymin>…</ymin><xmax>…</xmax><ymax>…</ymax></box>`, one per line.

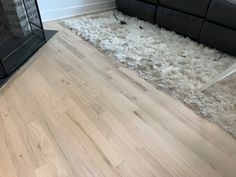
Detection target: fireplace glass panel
<box><xmin>0</xmin><ymin>0</ymin><xmax>45</xmax><ymax>79</ymax></box>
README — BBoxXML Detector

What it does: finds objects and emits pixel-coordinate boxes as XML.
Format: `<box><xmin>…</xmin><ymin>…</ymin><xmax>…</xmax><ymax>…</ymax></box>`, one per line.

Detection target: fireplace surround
<box><xmin>0</xmin><ymin>0</ymin><xmax>46</xmax><ymax>81</ymax></box>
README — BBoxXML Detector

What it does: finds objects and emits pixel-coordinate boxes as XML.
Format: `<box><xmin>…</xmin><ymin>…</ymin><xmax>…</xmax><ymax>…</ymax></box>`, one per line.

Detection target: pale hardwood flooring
<box><xmin>0</xmin><ymin>22</ymin><xmax>236</xmax><ymax>177</ymax></box>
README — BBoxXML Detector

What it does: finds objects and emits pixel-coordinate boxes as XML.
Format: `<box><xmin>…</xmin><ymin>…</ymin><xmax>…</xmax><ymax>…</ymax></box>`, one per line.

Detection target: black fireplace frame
<box><xmin>0</xmin><ymin>0</ymin><xmax>46</xmax><ymax>81</ymax></box>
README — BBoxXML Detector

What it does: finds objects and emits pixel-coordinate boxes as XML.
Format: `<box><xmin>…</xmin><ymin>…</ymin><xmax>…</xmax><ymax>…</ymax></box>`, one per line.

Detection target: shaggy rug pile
<box><xmin>62</xmin><ymin>11</ymin><xmax>236</xmax><ymax>137</ymax></box>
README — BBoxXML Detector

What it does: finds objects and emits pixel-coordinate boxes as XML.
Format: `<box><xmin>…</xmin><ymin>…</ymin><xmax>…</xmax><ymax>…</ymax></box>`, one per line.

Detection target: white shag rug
<box><xmin>62</xmin><ymin>11</ymin><xmax>236</xmax><ymax>137</ymax></box>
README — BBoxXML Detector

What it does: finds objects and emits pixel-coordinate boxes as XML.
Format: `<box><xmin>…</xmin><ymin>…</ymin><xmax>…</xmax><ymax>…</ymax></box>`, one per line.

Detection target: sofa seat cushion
<box><xmin>159</xmin><ymin>0</ymin><xmax>211</xmax><ymax>17</ymax></box>
<box><xmin>207</xmin><ymin>0</ymin><xmax>236</xmax><ymax>30</ymax></box>
<box><xmin>200</xmin><ymin>22</ymin><xmax>236</xmax><ymax>56</ymax></box>
<box><xmin>156</xmin><ymin>6</ymin><xmax>203</xmax><ymax>40</ymax></box>
<box><xmin>116</xmin><ymin>0</ymin><xmax>157</xmax><ymax>23</ymax></box>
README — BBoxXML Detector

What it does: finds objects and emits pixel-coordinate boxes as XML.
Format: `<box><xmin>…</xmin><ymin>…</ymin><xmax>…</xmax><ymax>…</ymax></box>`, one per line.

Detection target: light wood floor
<box><xmin>1</xmin><ymin>22</ymin><xmax>236</xmax><ymax>177</ymax></box>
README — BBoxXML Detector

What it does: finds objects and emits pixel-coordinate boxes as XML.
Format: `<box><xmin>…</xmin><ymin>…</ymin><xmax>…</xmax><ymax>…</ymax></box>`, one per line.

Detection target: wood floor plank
<box><xmin>0</xmin><ymin>128</ymin><xmax>18</xmax><ymax>177</ymax></box>
<box><xmin>35</xmin><ymin>164</ymin><xmax>59</xmax><ymax>177</ymax></box>
<box><xmin>27</xmin><ymin>120</ymin><xmax>73</xmax><ymax>177</ymax></box>
<box><xmin>0</xmin><ymin>99</ymin><xmax>37</xmax><ymax>177</ymax></box>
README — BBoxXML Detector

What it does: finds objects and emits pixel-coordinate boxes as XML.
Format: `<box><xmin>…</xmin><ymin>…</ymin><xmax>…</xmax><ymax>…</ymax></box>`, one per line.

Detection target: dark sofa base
<box><xmin>156</xmin><ymin>6</ymin><xmax>203</xmax><ymax>40</ymax></box>
<box><xmin>200</xmin><ymin>22</ymin><xmax>236</xmax><ymax>56</ymax></box>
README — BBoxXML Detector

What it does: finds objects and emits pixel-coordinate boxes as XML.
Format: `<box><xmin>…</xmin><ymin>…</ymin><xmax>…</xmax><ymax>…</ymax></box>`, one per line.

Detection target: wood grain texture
<box><xmin>0</xmin><ymin>21</ymin><xmax>236</xmax><ymax>177</ymax></box>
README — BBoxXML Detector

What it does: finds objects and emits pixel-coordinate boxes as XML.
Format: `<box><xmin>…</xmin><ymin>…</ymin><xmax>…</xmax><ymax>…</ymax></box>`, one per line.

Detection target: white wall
<box><xmin>37</xmin><ymin>0</ymin><xmax>115</xmax><ymax>22</ymax></box>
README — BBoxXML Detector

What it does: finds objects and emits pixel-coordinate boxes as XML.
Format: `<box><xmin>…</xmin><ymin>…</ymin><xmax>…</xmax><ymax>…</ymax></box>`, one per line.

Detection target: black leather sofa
<box><xmin>115</xmin><ymin>0</ymin><xmax>236</xmax><ymax>56</ymax></box>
